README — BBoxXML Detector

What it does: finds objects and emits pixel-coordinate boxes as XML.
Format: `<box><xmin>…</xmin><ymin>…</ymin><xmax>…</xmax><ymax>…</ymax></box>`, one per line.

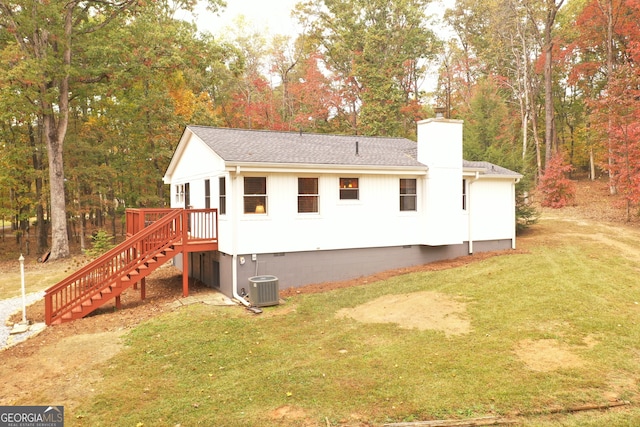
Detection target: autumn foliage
<box><xmin>537</xmin><ymin>154</ymin><xmax>576</xmax><ymax>209</ymax></box>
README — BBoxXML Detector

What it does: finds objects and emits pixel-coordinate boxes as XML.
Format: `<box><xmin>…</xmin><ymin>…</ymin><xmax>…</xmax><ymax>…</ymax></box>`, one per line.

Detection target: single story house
<box><xmin>162</xmin><ymin>117</ymin><xmax>522</xmax><ymax>305</ymax></box>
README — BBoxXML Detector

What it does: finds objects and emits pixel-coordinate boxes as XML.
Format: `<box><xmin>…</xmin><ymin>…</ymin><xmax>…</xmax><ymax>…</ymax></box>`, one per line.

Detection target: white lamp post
<box><xmin>19</xmin><ymin>254</ymin><xmax>27</xmax><ymax>324</ymax></box>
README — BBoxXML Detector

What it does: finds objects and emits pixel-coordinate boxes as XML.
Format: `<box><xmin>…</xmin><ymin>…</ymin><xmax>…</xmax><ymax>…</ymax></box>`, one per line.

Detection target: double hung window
<box><xmin>339</xmin><ymin>178</ymin><xmax>359</xmax><ymax>200</ymax></box>
<box><xmin>244</xmin><ymin>177</ymin><xmax>267</xmax><ymax>214</ymax></box>
<box><xmin>298</xmin><ymin>178</ymin><xmax>319</xmax><ymax>213</ymax></box>
<box><xmin>400</xmin><ymin>179</ymin><xmax>417</xmax><ymax>211</ymax></box>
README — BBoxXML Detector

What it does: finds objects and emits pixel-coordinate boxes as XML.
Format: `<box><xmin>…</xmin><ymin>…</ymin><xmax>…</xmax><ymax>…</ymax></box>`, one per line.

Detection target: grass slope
<box><xmin>68</xmin><ymin>217</ymin><xmax>640</xmax><ymax>426</ymax></box>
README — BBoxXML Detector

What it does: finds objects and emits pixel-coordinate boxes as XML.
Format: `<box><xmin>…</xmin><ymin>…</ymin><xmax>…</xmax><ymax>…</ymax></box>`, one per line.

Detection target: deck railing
<box><xmin>45</xmin><ymin>208</ymin><xmax>218</xmax><ymax>325</ymax></box>
<box><xmin>126</xmin><ymin>208</ymin><xmax>218</xmax><ymax>243</ymax></box>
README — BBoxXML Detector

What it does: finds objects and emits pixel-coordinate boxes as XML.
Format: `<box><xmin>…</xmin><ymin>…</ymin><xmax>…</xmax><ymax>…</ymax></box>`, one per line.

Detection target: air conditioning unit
<box><xmin>248</xmin><ymin>275</ymin><xmax>279</xmax><ymax>307</ymax></box>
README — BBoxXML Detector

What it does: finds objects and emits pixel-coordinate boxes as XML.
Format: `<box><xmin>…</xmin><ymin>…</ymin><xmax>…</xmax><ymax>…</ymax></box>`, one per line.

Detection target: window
<box><xmin>462</xmin><ymin>179</ymin><xmax>467</xmax><ymax>211</ymax></box>
<box><xmin>184</xmin><ymin>183</ymin><xmax>190</xmax><ymax>207</ymax></box>
<box><xmin>244</xmin><ymin>177</ymin><xmax>266</xmax><ymax>214</ymax></box>
<box><xmin>205</xmin><ymin>179</ymin><xmax>211</xmax><ymax>209</ymax></box>
<box><xmin>400</xmin><ymin>179</ymin><xmax>417</xmax><ymax>211</ymax></box>
<box><xmin>339</xmin><ymin>178</ymin><xmax>359</xmax><ymax>200</ymax></box>
<box><xmin>219</xmin><ymin>177</ymin><xmax>226</xmax><ymax>215</ymax></box>
<box><xmin>175</xmin><ymin>184</ymin><xmax>185</xmax><ymax>203</ymax></box>
<box><xmin>298</xmin><ymin>178</ymin><xmax>319</xmax><ymax>213</ymax></box>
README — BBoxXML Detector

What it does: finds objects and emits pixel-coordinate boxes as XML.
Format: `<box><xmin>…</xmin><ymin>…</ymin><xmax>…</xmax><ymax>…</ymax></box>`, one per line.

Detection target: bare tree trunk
<box><xmin>543</xmin><ymin>0</ymin><xmax>564</xmax><ymax>169</ymax></box>
<box><xmin>44</xmin><ymin>115</ymin><xmax>70</xmax><ymax>259</ymax></box>
<box><xmin>29</xmin><ymin>123</ymin><xmax>49</xmax><ymax>253</ymax></box>
<box><xmin>39</xmin><ymin>3</ymin><xmax>74</xmax><ymax>259</ymax></box>
<box><xmin>601</xmin><ymin>0</ymin><xmax>617</xmax><ymax>194</ymax></box>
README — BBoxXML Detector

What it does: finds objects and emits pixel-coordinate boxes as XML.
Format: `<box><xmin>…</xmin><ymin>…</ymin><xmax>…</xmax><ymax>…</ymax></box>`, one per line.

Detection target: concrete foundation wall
<box><xmin>208</xmin><ymin>239</ymin><xmax>512</xmax><ymax>297</ymax></box>
<box><xmin>176</xmin><ymin>239</ymin><xmax>512</xmax><ymax>298</ymax></box>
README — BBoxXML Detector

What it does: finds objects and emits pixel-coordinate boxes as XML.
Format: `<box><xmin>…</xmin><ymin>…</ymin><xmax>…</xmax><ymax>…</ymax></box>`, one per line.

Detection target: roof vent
<box><xmin>356</xmin><ymin>141</ymin><xmax>359</xmax><ymax>156</ymax></box>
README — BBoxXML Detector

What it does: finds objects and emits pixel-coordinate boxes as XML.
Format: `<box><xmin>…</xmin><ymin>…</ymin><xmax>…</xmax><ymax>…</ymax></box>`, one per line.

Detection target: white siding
<box><xmin>169</xmin><ymin>135</ymin><xmax>225</xmax><ymax>208</ymax></box>
<box><xmin>417</xmin><ymin>118</ymin><xmax>465</xmax><ymax>245</ymax></box>
<box><xmin>222</xmin><ymin>173</ymin><xmax>424</xmax><ymax>254</ymax></box>
<box><xmin>468</xmin><ymin>179</ymin><xmax>516</xmax><ymax>241</ymax></box>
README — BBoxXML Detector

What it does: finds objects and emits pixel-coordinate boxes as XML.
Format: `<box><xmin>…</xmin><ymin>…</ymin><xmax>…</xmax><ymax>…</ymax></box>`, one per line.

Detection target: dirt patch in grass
<box><xmin>514</xmin><ymin>339</ymin><xmax>585</xmax><ymax>372</ymax></box>
<box><xmin>0</xmin><ymin>331</ymin><xmax>126</xmax><ymax>410</ymax></box>
<box><xmin>269</xmin><ymin>405</ymin><xmax>309</xmax><ymax>423</ymax></box>
<box><xmin>336</xmin><ymin>291</ymin><xmax>471</xmax><ymax>337</ymax></box>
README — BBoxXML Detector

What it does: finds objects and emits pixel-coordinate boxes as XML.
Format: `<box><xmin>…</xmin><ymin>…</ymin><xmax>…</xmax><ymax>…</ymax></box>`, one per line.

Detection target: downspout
<box><xmin>231</xmin><ymin>165</ymin><xmax>250</xmax><ymax>306</ymax></box>
<box><xmin>467</xmin><ymin>172</ymin><xmax>480</xmax><ymax>254</ymax></box>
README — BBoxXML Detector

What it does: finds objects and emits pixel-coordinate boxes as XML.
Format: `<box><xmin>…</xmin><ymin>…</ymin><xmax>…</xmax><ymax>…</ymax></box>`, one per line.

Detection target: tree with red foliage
<box><xmin>537</xmin><ymin>153</ymin><xmax>576</xmax><ymax>208</ymax></box>
<box><xmin>595</xmin><ymin>67</ymin><xmax>640</xmax><ymax>220</ymax></box>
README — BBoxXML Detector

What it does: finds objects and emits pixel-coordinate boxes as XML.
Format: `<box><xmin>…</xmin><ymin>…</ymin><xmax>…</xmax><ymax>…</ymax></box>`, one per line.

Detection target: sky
<box><xmin>192</xmin><ymin>0</ymin><xmax>301</xmax><ymax>37</ymax></box>
<box><xmin>190</xmin><ymin>0</ymin><xmax>452</xmax><ymax>39</ymax></box>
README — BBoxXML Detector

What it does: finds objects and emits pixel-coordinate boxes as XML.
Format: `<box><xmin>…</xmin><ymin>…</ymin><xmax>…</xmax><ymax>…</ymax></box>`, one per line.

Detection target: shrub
<box><xmin>86</xmin><ymin>229</ymin><xmax>115</xmax><ymax>257</ymax></box>
<box><xmin>537</xmin><ymin>153</ymin><xmax>576</xmax><ymax>208</ymax></box>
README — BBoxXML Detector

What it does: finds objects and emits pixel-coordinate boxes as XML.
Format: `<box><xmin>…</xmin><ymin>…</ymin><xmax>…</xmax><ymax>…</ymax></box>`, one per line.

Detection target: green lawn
<box><xmin>70</xmin><ymin>218</ymin><xmax>640</xmax><ymax>426</ymax></box>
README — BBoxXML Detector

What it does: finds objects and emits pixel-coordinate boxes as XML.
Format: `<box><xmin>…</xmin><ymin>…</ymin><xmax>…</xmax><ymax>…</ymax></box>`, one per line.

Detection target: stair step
<box><xmin>45</xmin><ymin>214</ymin><xmax>188</xmax><ymax>325</ymax></box>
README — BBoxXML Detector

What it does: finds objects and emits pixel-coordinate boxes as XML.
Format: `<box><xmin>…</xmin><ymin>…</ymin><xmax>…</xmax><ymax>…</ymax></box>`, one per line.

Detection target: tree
<box><xmin>538</xmin><ymin>0</ymin><xmax>565</xmax><ymax>167</ymax></box>
<box><xmin>295</xmin><ymin>0</ymin><xmax>439</xmax><ymax>137</ymax></box>
<box><xmin>0</xmin><ymin>0</ymin><xmax>139</xmax><ymax>259</ymax></box>
<box><xmin>537</xmin><ymin>151</ymin><xmax>576</xmax><ymax>208</ymax></box>
<box><xmin>0</xmin><ymin>0</ymin><xmax>225</xmax><ymax>259</ymax></box>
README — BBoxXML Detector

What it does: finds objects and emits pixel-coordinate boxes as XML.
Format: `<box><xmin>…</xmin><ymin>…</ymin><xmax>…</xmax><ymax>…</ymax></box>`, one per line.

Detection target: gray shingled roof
<box><xmin>188</xmin><ymin>126</ymin><xmax>423</xmax><ymax>168</ymax></box>
<box><xmin>187</xmin><ymin>126</ymin><xmax>521</xmax><ymax>177</ymax></box>
<box><xmin>463</xmin><ymin>160</ymin><xmax>521</xmax><ymax>177</ymax></box>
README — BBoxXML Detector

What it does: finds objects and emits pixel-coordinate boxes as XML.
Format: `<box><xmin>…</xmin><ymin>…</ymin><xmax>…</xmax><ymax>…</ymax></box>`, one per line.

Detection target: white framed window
<box><xmin>339</xmin><ymin>178</ymin><xmax>359</xmax><ymax>200</ymax></box>
<box><xmin>298</xmin><ymin>178</ymin><xmax>319</xmax><ymax>213</ymax></box>
<box><xmin>205</xmin><ymin>179</ymin><xmax>211</xmax><ymax>209</ymax></box>
<box><xmin>462</xmin><ymin>179</ymin><xmax>467</xmax><ymax>211</ymax></box>
<box><xmin>400</xmin><ymin>179</ymin><xmax>417</xmax><ymax>211</ymax></box>
<box><xmin>244</xmin><ymin>177</ymin><xmax>267</xmax><ymax>214</ymax></box>
<box><xmin>219</xmin><ymin>177</ymin><xmax>226</xmax><ymax>215</ymax></box>
<box><xmin>175</xmin><ymin>184</ymin><xmax>185</xmax><ymax>203</ymax></box>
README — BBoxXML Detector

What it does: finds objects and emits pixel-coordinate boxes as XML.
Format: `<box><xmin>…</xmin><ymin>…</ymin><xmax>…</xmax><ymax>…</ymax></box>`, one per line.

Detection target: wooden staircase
<box><xmin>45</xmin><ymin>208</ymin><xmax>218</xmax><ymax>325</ymax></box>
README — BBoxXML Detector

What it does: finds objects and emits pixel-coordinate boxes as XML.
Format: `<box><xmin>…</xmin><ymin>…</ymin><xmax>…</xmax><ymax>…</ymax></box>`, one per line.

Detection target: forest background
<box><xmin>1</xmin><ymin>0</ymin><xmax>639</xmax><ymax>261</ymax></box>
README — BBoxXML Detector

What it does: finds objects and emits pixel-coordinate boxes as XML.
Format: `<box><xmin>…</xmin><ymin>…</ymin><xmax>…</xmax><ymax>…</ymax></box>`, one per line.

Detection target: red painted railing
<box><xmin>44</xmin><ymin>209</ymin><xmax>218</xmax><ymax>325</ymax></box>
<box><xmin>126</xmin><ymin>208</ymin><xmax>218</xmax><ymax>243</ymax></box>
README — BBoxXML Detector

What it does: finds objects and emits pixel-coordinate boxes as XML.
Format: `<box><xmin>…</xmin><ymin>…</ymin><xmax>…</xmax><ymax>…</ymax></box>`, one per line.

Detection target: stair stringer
<box><xmin>45</xmin><ymin>210</ymin><xmax>184</xmax><ymax>325</ymax></box>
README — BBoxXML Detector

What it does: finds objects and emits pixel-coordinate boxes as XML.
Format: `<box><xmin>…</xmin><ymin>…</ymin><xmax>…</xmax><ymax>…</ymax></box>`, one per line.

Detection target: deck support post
<box><xmin>140</xmin><ymin>277</ymin><xmax>146</xmax><ymax>300</ymax></box>
<box><xmin>115</xmin><ymin>295</ymin><xmax>121</xmax><ymax>310</ymax></box>
<box><xmin>182</xmin><ymin>254</ymin><xmax>189</xmax><ymax>297</ymax></box>
<box><xmin>182</xmin><ymin>209</ymin><xmax>190</xmax><ymax>298</ymax></box>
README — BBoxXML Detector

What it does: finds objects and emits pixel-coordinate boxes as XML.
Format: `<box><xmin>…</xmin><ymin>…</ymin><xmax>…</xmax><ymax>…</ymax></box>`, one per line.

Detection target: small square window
<box><xmin>339</xmin><ymin>178</ymin><xmax>359</xmax><ymax>200</ymax></box>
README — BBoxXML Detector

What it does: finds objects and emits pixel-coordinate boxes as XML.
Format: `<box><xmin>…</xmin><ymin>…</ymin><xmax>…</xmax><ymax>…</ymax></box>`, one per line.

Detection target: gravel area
<box><xmin>0</xmin><ymin>291</ymin><xmax>46</xmax><ymax>350</ymax></box>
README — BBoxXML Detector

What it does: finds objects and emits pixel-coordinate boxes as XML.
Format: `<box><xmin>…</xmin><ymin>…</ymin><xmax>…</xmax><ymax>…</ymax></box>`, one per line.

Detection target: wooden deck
<box><xmin>44</xmin><ymin>208</ymin><xmax>218</xmax><ymax>325</ymax></box>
